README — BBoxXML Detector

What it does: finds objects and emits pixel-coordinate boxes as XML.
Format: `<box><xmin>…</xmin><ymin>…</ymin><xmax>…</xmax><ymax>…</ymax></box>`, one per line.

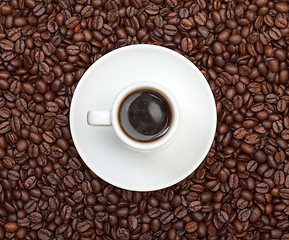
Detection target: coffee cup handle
<box><xmin>87</xmin><ymin>111</ymin><xmax>111</xmax><ymax>126</ymax></box>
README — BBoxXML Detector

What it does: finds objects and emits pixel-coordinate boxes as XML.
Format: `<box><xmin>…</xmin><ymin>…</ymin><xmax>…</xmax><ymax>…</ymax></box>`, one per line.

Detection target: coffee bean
<box><xmin>174</xmin><ymin>206</ymin><xmax>187</xmax><ymax>218</ymax></box>
<box><xmin>8</xmin><ymin>28</ymin><xmax>22</xmax><ymax>42</ymax></box>
<box><xmin>164</xmin><ymin>24</ymin><xmax>177</xmax><ymax>35</ymax></box>
<box><xmin>189</xmin><ymin>201</ymin><xmax>202</xmax><ymax>212</ymax></box>
<box><xmin>77</xmin><ymin>220</ymin><xmax>91</xmax><ymax>232</ymax></box>
<box><xmin>42</xmin><ymin>43</ymin><xmax>55</xmax><ymax>56</ymax></box>
<box><xmin>159</xmin><ymin>211</ymin><xmax>174</xmax><ymax>224</ymax></box>
<box><xmin>194</xmin><ymin>12</ymin><xmax>206</xmax><ymax>25</ymax></box>
<box><xmin>29</xmin><ymin>212</ymin><xmax>42</xmax><ymax>223</ymax></box>
<box><xmin>180</xmin><ymin>19</ymin><xmax>192</xmax><ymax>30</ymax></box>
<box><xmin>61</xmin><ymin>205</ymin><xmax>72</xmax><ymax>221</ymax></box>
<box><xmin>273</xmin><ymin>120</ymin><xmax>283</xmax><ymax>133</ymax></box>
<box><xmin>24</xmin><ymin>201</ymin><xmax>37</xmax><ymax>214</ymax></box>
<box><xmin>8</xmin><ymin>170</ymin><xmax>20</xmax><ymax>181</ymax></box>
<box><xmin>185</xmin><ymin>221</ymin><xmax>198</xmax><ymax>233</ymax></box>
<box><xmin>117</xmin><ymin>227</ymin><xmax>130</xmax><ymax>240</ymax></box>
<box><xmin>0</xmin><ymin>121</ymin><xmax>11</xmax><ymax>134</ymax></box>
<box><xmin>233</xmin><ymin>127</ymin><xmax>246</xmax><ymax>139</ymax></box>
<box><xmin>240</xmin><ymin>142</ymin><xmax>254</xmax><ymax>154</ymax></box>
<box><xmin>39</xmin><ymin>62</ymin><xmax>50</xmax><ymax>74</ymax></box>
<box><xmin>238</xmin><ymin>208</ymin><xmax>251</xmax><ymax>222</ymax></box>
<box><xmin>127</xmin><ymin>215</ymin><xmax>137</xmax><ymax>230</ymax></box>
<box><xmin>47</xmin><ymin>21</ymin><xmax>58</xmax><ymax>33</ymax></box>
<box><xmin>68</xmin><ymin>157</ymin><xmax>81</xmax><ymax>170</ymax></box>
<box><xmin>181</xmin><ymin>37</ymin><xmax>193</xmax><ymax>52</ymax></box>
<box><xmin>65</xmin><ymin>16</ymin><xmax>79</xmax><ymax>28</ymax></box>
<box><xmin>0</xmin><ymin>107</ymin><xmax>11</xmax><ymax>118</ymax></box>
<box><xmin>33</xmin><ymin>4</ymin><xmax>45</xmax><ymax>16</ymax></box>
<box><xmin>269</xmin><ymin>27</ymin><xmax>281</xmax><ymax>40</ymax></box>
<box><xmin>24</xmin><ymin>176</ymin><xmax>37</xmax><ymax>189</ymax></box>
<box><xmin>281</xmin><ymin>130</ymin><xmax>289</xmax><ymax>140</ymax></box>
<box><xmin>42</xmin><ymin>186</ymin><xmax>55</xmax><ymax>197</ymax></box>
<box><xmin>275</xmin><ymin>2</ymin><xmax>289</xmax><ymax>12</ymax></box>
<box><xmin>256</xmin><ymin>182</ymin><xmax>269</xmax><ymax>193</ymax></box>
<box><xmin>37</xmin><ymin>229</ymin><xmax>52</xmax><ymax>240</ymax></box>
<box><xmin>66</xmin><ymin>45</ymin><xmax>80</xmax><ymax>56</ymax></box>
<box><xmin>280</xmin><ymin>189</ymin><xmax>289</xmax><ymax>199</ymax></box>
<box><xmin>0</xmin><ymin>39</ymin><xmax>14</xmax><ymax>50</ymax></box>
<box><xmin>229</xmin><ymin>173</ymin><xmax>239</xmax><ymax>188</ymax></box>
<box><xmin>217</xmin><ymin>211</ymin><xmax>229</xmax><ymax>223</ymax></box>
<box><xmin>145</xmin><ymin>4</ymin><xmax>159</xmax><ymax>15</ymax></box>
<box><xmin>4</xmin><ymin>222</ymin><xmax>18</xmax><ymax>232</ymax></box>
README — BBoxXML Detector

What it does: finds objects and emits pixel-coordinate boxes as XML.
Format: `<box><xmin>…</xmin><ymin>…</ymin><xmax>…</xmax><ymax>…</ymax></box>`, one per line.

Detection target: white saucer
<box><xmin>70</xmin><ymin>45</ymin><xmax>216</xmax><ymax>191</ymax></box>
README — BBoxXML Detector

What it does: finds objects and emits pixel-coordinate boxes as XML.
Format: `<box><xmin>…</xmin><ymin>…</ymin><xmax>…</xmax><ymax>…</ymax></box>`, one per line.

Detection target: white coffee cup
<box><xmin>87</xmin><ymin>82</ymin><xmax>179</xmax><ymax>151</ymax></box>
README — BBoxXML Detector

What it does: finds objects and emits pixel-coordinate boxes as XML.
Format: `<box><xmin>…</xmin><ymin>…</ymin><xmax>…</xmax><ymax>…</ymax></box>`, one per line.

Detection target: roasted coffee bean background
<box><xmin>0</xmin><ymin>0</ymin><xmax>289</xmax><ymax>239</ymax></box>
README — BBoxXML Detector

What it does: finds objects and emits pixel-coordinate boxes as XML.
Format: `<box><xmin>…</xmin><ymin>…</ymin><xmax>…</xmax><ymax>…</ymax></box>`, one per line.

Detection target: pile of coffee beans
<box><xmin>0</xmin><ymin>0</ymin><xmax>289</xmax><ymax>239</ymax></box>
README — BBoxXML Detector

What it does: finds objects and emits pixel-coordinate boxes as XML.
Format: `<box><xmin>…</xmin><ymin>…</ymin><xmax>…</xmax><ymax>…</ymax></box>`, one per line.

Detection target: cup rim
<box><xmin>111</xmin><ymin>82</ymin><xmax>179</xmax><ymax>151</ymax></box>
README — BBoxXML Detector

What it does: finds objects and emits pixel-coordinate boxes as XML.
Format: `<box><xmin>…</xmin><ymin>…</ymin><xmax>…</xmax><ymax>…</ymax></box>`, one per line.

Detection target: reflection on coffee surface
<box><xmin>119</xmin><ymin>90</ymin><xmax>172</xmax><ymax>142</ymax></box>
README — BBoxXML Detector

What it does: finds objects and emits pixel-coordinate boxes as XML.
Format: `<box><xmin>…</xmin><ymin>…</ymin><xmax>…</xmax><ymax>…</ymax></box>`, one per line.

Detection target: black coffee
<box><xmin>119</xmin><ymin>90</ymin><xmax>172</xmax><ymax>142</ymax></box>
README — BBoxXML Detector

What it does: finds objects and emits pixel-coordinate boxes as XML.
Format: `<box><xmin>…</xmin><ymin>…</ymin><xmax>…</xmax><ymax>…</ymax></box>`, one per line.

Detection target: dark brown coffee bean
<box><xmin>256</xmin><ymin>182</ymin><xmax>269</xmax><ymax>193</ymax></box>
<box><xmin>0</xmin><ymin>39</ymin><xmax>14</xmax><ymax>50</ymax></box>
<box><xmin>33</xmin><ymin>4</ymin><xmax>45</xmax><ymax>16</ymax></box>
<box><xmin>273</xmin><ymin>120</ymin><xmax>283</xmax><ymax>133</ymax></box>
<box><xmin>189</xmin><ymin>201</ymin><xmax>202</xmax><ymax>212</ymax></box>
<box><xmin>269</xmin><ymin>27</ymin><xmax>281</xmax><ymax>40</ymax></box>
<box><xmin>8</xmin><ymin>170</ymin><xmax>20</xmax><ymax>181</ymax></box>
<box><xmin>145</xmin><ymin>4</ymin><xmax>159</xmax><ymax>15</ymax></box>
<box><xmin>42</xmin><ymin>186</ymin><xmax>55</xmax><ymax>197</ymax></box>
<box><xmin>281</xmin><ymin>130</ymin><xmax>289</xmax><ymax>140</ymax></box>
<box><xmin>81</xmin><ymin>6</ymin><xmax>94</xmax><ymax>18</ymax></box>
<box><xmin>47</xmin><ymin>21</ymin><xmax>58</xmax><ymax>33</ymax></box>
<box><xmin>164</xmin><ymin>25</ymin><xmax>177</xmax><ymax>35</ymax></box>
<box><xmin>174</xmin><ymin>206</ymin><xmax>187</xmax><ymax>218</ymax></box>
<box><xmin>24</xmin><ymin>176</ymin><xmax>37</xmax><ymax>189</ymax></box>
<box><xmin>92</xmin><ymin>16</ymin><xmax>104</xmax><ymax>30</ymax></box>
<box><xmin>77</xmin><ymin>220</ymin><xmax>90</xmax><ymax>232</ymax></box>
<box><xmin>229</xmin><ymin>173</ymin><xmax>239</xmax><ymax>188</ymax></box>
<box><xmin>46</xmin><ymin>101</ymin><xmax>59</xmax><ymax>112</ymax></box>
<box><xmin>217</xmin><ymin>211</ymin><xmax>229</xmax><ymax>223</ymax></box>
<box><xmin>65</xmin><ymin>16</ymin><xmax>79</xmax><ymax>28</ymax></box>
<box><xmin>39</xmin><ymin>62</ymin><xmax>50</xmax><ymax>74</ymax></box>
<box><xmin>0</xmin><ymin>121</ymin><xmax>11</xmax><ymax>134</ymax></box>
<box><xmin>185</xmin><ymin>221</ymin><xmax>198</xmax><ymax>233</ymax></box>
<box><xmin>280</xmin><ymin>189</ymin><xmax>289</xmax><ymax>199</ymax></box>
<box><xmin>117</xmin><ymin>227</ymin><xmax>130</xmax><ymax>240</ymax></box>
<box><xmin>194</xmin><ymin>12</ymin><xmax>206</xmax><ymax>25</ymax></box>
<box><xmin>0</xmin><ymin>108</ymin><xmax>11</xmax><ymax>118</ymax></box>
<box><xmin>42</xmin><ymin>131</ymin><xmax>55</xmax><ymax>143</ymax></box>
<box><xmin>128</xmin><ymin>215</ymin><xmax>138</xmax><ymax>230</ymax></box>
<box><xmin>275</xmin><ymin>2</ymin><xmax>289</xmax><ymax>12</ymax></box>
<box><xmin>8</xmin><ymin>28</ymin><xmax>22</xmax><ymax>42</ymax></box>
<box><xmin>101</xmin><ymin>24</ymin><xmax>113</xmax><ymax>35</ymax></box>
<box><xmin>42</xmin><ymin>43</ymin><xmax>55</xmax><ymax>56</ymax></box>
<box><xmin>13</xmin><ymin>39</ymin><xmax>23</xmax><ymax>54</ymax></box>
<box><xmin>69</xmin><ymin>157</ymin><xmax>81</xmax><ymax>170</ymax></box>
<box><xmin>165</xmin><ymin>0</ymin><xmax>177</xmax><ymax>8</ymax></box>
<box><xmin>24</xmin><ymin>201</ymin><xmax>37</xmax><ymax>214</ymax></box>
<box><xmin>159</xmin><ymin>211</ymin><xmax>174</xmax><ymax>224</ymax></box>
<box><xmin>66</xmin><ymin>45</ymin><xmax>80</xmax><ymax>56</ymax></box>
<box><xmin>238</xmin><ymin>208</ymin><xmax>251</xmax><ymax>222</ymax></box>
<box><xmin>181</xmin><ymin>37</ymin><xmax>193</xmax><ymax>52</ymax></box>
<box><xmin>233</xmin><ymin>128</ymin><xmax>246</xmax><ymax>139</ymax></box>
<box><xmin>37</xmin><ymin>229</ymin><xmax>52</xmax><ymax>240</ymax></box>
<box><xmin>240</xmin><ymin>142</ymin><xmax>254</xmax><ymax>154</ymax></box>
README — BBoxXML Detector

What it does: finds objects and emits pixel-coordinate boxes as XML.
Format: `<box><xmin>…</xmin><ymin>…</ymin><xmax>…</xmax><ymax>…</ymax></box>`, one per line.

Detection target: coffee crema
<box><xmin>118</xmin><ymin>89</ymin><xmax>172</xmax><ymax>142</ymax></box>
